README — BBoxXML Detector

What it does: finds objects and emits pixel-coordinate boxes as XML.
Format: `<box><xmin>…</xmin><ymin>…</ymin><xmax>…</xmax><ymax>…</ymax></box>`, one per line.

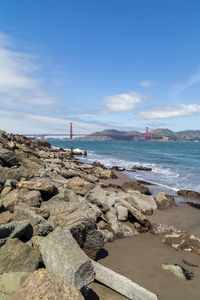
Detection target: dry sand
<box><xmin>88</xmin><ymin>170</ymin><xmax>200</xmax><ymax>300</ymax></box>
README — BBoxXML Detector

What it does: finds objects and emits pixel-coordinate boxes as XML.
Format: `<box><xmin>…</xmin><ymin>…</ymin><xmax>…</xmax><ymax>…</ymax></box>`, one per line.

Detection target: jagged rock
<box><xmin>0</xmin><ymin>238</ymin><xmax>41</xmax><ymax>274</ymax></box>
<box><xmin>0</xmin><ymin>221</ymin><xmax>33</xmax><ymax>246</ymax></box>
<box><xmin>17</xmin><ymin>180</ymin><xmax>58</xmax><ymax>195</ymax></box>
<box><xmin>83</xmin><ymin>229</ymin><xmax>104</xmax><ymax>250</ymax></box>
<box><xmin>2</xmin><ymin>189</ymin><xmax>42</xmax><ymax>211</ymax></box>
<box><xmin>163</xmin><ymin>232</ymin><xmax>200</xmax><ymax>255</ymax></box>
<box><xmin>65</xmin><ymin>176</ymin><xmax>94</xmax><ymax>196</ymax></box>
<box><xmin>105</xmin><ymin>211</ymin><xmax>134</xmax><ymax>238</ymax></box>
<box><xmin>1</xmin><ymin>167</ymin><xmax>21</xmax><ymax>182</ymax></box>
<box><xmin>92</xmin><ymin>167</ymin><xmax>117</xmax><ymax>179</ymax></box>
<box><xmin>0</xmin><ymin>169</ymin><xmax>6</xmax><ymax>191</ymax></box>
<box><xmin>178</xmin><ymin>189</ymin><xmax>200</xmax><ymax>200</ymax></box>
<box><xmin>0</xmin><ymin>272</ymin><xmax>31</xmax><ymax>300</ymax></box>
<box><xmin>161</xmin><ymin>264</ymin><xmax>186</xmax><ymax>279</ymax></box>
<box><xmin>150</xmin><ymin>223</ymin><xmax>177</xmax><ymax>235</ymax></box>
<box><xmin>116</xmin><ymin>205</ymin><xmax>129</xmax><ymax>221</ymax></box>
<box><xmin>0</xmin><ymin>147</ymin><xmax>18</xmax><ymax>167</ymax></box>
<box><xmin>11</xmin><ymin>269</ymin><xmax>83</xmax><ymax>300</ymax></box>
<box><xmin>39</xmin><ymin>229</ymin><xmax>95</xmax><ymax>290</ymax></box>
<box><xmin>117</xmin><ymin>190</ymin><xmax>157</xmax><ymax>215</ymax></box>
<box><xmin>122</xmin><ymin>181</ymin><xmax>150</xmax><ymax>195</ymax></box>
<box><xmin>47</xmin><ymin>199</ymin><xmax>97</xmax><ymax>247</ymax></box>
<box><xmin>0</xmin><ymin>211</ymin><xmax>13</xmax><ymax>224</ymax></box>
<box><xmin>154</xmin><ymin>192</ymin><xmax>175</xmax><ymax>209</ymax></box>
<box><xmin>12</xmin><ymin>204</ymin><xmax>53</xmax><ymax>236</ymax></box>
<box><xmin>86</xmin><ymin>185</ymin><xmax>107</xmax><ymax>206</ymax></box>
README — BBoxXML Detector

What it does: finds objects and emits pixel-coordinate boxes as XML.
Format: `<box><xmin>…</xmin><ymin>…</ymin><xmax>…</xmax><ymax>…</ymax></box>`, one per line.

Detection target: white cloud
<box><xmin>140</xmin><ymin>81</ymin><xmax>157</xmax><ymax>88</ymax></box>
<box><xmin>138</xmin><ymin>104</ymin><xmax>200</xmax><ymax>119</ymax></box>
<box><xmin>0</xmin><ymin>31</ymin><xmax>59</xmax><ymax>109</ymax></box>
<box><xmin>102</xmin><ymin>92</ymin><xmax>144</xmax><ymax>112</ymax></box>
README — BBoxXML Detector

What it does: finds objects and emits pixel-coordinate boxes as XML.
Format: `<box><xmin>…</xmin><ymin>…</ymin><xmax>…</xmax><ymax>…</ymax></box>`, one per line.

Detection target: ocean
<box><xmin>49</xmin><ymin>140</ymin><xmax>200</xmax><ymax>193</ymax></box>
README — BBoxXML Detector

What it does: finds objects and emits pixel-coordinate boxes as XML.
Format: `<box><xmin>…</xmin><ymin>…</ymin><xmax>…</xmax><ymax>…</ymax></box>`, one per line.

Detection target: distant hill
<box><xmin>75</xmin><ymin>128</ymin><xmax>200</xmax><ymax>141</ymax></box>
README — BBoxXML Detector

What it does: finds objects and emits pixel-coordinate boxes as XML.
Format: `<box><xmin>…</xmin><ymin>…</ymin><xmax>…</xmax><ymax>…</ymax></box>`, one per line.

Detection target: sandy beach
<box><xmin>89</xmin><ymin>171</ymin><xmax>200</xmax><ymax>300</ymax></box>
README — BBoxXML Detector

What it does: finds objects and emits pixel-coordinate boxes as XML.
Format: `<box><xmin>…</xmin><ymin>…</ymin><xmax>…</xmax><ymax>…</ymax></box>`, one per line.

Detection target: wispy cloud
<box><xmin>102</xmin><ymin>92</ymin><xmax>144</xmax><ymax>113</ymax></box>
<box><xmin>138</xmin><ymin>104</ymin><xmax>200</xmax><ymax>119</ymax></box>
<box><xmin>140</xmin><ymin>81</ymin><xmax>157</xmax><ymax>88</ymax></box>
<box><xmin>0</xmin><ymin>31</ymin><xmax>59</xmax><ymax>109</ymax></box>
<box><xmin>173</xmin><ymin>67</ymin><xmax>200</xmax><ymax>92</ymax></box>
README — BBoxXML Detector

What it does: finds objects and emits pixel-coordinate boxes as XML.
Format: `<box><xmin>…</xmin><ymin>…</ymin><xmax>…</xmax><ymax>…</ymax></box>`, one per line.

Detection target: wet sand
<box><xmin>90</xmin><ymin>170</ymin><xmax>200</xmax><ymax>300</ymax></box>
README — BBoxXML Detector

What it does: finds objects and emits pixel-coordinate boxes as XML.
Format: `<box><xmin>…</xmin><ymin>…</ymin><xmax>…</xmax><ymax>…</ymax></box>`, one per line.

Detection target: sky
<box><xmin>0</xmin><ymin>0</ymin><xmax>200</xmax><ymax>134</ymax></box>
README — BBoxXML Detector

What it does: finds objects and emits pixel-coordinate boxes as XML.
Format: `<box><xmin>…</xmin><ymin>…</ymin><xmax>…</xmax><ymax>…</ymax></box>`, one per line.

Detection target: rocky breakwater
<box><xmin>0</xmin><ymin>129</ymin><xmax>192</xmax><ymax>299</ymax></box>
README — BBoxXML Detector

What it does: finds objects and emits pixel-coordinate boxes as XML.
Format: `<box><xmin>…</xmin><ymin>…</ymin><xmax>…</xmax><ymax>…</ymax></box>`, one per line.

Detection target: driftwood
<box><xmin>116</xmin><ymin>198</ymin><xmax>151</xmax><ymax>228</ymax></box>
<box><xmin>92</xmin><ymin>260</ymin><xmax>158</xmax><ymax>300</ymax></box>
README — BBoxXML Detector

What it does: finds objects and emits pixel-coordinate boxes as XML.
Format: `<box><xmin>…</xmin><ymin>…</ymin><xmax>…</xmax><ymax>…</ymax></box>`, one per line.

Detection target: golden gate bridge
<box><xmin>23</xmin><ymin>123</ymin><xmax>159</xmax><ymax>141</ymax></box>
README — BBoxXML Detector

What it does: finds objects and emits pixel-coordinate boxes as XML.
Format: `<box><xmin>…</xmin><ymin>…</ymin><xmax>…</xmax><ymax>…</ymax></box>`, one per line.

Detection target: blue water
<box><xmin>50</xmin><ymin>141</ymin><xmax>200</xmax><ymax>192</ymax></box>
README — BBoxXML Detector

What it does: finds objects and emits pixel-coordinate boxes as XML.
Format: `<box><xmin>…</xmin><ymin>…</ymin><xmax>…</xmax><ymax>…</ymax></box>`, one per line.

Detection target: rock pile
<box><xmin>0</xmin><ymin>130</ymin><xmax>196</xmax><ymax>299</ymax></box>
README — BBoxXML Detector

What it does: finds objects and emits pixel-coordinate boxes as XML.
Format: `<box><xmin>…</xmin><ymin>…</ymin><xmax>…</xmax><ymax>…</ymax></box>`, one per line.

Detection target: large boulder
<box><xmin>0</xmin><ymin>272</ymin><xmax>31</xmax><ymax>300</ymax></box>
<box><xmin>12</xmin><ymin>204</ymin><xmax>53</xmax><ymax>236</ymax></box>
<box><xmin>118</xmin><ymin>190</ymin><xmax>157</xmax><ymax>215</ymax></box>
<box><xmin>116</xmin><ymin>205</ymin><xmax>129</xmax><ymax>221</ymax></box>
<box><xmin>154</xmin><ymin>192</ymin><xmax>175</xmax><ymax>209</ymax></box>
<box><xmin>122</xmin><ymin>181</ymin><xmax>150</xmax><ymax>195</ymax></box>
<box><xmin>163</xmin><ymin>232</ymin><xmax>200</xmax><ymax>255</ymax></box>
<box><xmin>39</xmin><ymin>229</ymin><xmax>95</xmax><ymax>290</ymax></box>
<box><xmin>65</xmin><ymin>177</ymin><xmax>94</xmax><ymax>196</ymax></box>
<box><xmin>17</xmin><ymin>180</ymin><xmax>58</xmax><ymax>196</ymax></box>
<box><xmin>0</xmin><ymin>238</ymin><xmax>41</xmax><ymax>274</ymax></box>
<box><xmin>105</xmin><ymin>211</ymin><xmax>135</xmax><ymax>238</ymax></box>
<box><xmin>92</xmin><ymin>167</ymin><xmax>117</xmax><ymax>179</ymax></box>
<box><xmin>0</xmin><ymin>147</ymin><xmax>18</xmax><ymax>167</ymax></box>
<box><xmin>46</xmin><ymin>198</ymin><xmax>97</xmax><ymax>247</ymax></box>
<box><xmin>82</xmin><ymin>229</ymin><xmax>104</xmax><ymax>250</ymax></box>
<box><xmin>11</xmin><ymin>269</ymin><xmax>83</xmax><ymax>300</ymax></box>
<box><xmin>2</xmin><ymin>189</ymin><xmax>42</xmax><ymax>211</ymax></box>
<box><xmin>178</xmin><ymin>189</ymin><xmax>200</xmax><ymax>200</ymax></box>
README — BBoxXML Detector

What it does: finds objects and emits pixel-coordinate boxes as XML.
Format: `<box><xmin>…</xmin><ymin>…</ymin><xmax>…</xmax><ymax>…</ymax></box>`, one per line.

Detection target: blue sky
<box><xmin>0</xmin><ymin>0</ymin><xmax>200</xmax><ymax>134</ymax></box>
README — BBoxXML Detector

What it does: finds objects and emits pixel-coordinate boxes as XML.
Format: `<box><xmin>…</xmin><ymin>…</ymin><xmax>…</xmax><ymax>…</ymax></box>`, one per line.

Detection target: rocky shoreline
<box><xmin>0</xmin><ymin>130</ymin><xmax>199</xmax><ymax>299</ymax></box>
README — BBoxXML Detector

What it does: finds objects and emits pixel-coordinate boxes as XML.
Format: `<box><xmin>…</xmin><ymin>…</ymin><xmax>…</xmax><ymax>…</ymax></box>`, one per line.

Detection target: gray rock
<box><xmin>0</xmin><ymin>147</ymin><xmax>18</xmax><ymax>167</ymax></box>
<box><xmin>116</xmin><ymin>205</ymin><xmax>128</xmax><ymax>221</ymax></box>
<box><xmin>45</xmin><ymin>198</ymin><xmax>97</xmax><ymax>247</ymax></box>
<box><xmin>118</xmin><ymin>190</ymin><xmax>157</xmax><ymax>215</ymax></box>
<box><xmin>86</xmin><ymin>185</ymin><xmax>109</xmax><ymax>210</ymax></box>
<box><xmin>39</xmin><ymin>229</ymin><xmax>95</xmax><ymax>290</ymax></box>
<box><xmin>154</xmin><ymin>192</ymin><xmax>175</xmax><ymax>209</ymax></box>
<box><xmin>12</xmin><ymin>204</ymin><xmax>53</xmax><ymax>236</ymax></box>
<box><xmin>105</xmin><ymin>211</ymin><xmax>134</xmax><ymax>238</ymax></box>
<box><xmin>0</xmin><ymin>221</ymin><xmax>32</xmax><ymax>246</ymax></box>
<box><xmin>0</xmin><ymin>238</ymin><xmax>41</xmax><ymax>274</ymax></box>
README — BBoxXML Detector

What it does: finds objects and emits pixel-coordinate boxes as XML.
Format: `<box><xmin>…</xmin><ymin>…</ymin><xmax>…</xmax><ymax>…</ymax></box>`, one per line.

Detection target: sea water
<box><xmin>50</xmin><ymin>141</ymin><xmax>200</xmax><ymax>193</ymax></box>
